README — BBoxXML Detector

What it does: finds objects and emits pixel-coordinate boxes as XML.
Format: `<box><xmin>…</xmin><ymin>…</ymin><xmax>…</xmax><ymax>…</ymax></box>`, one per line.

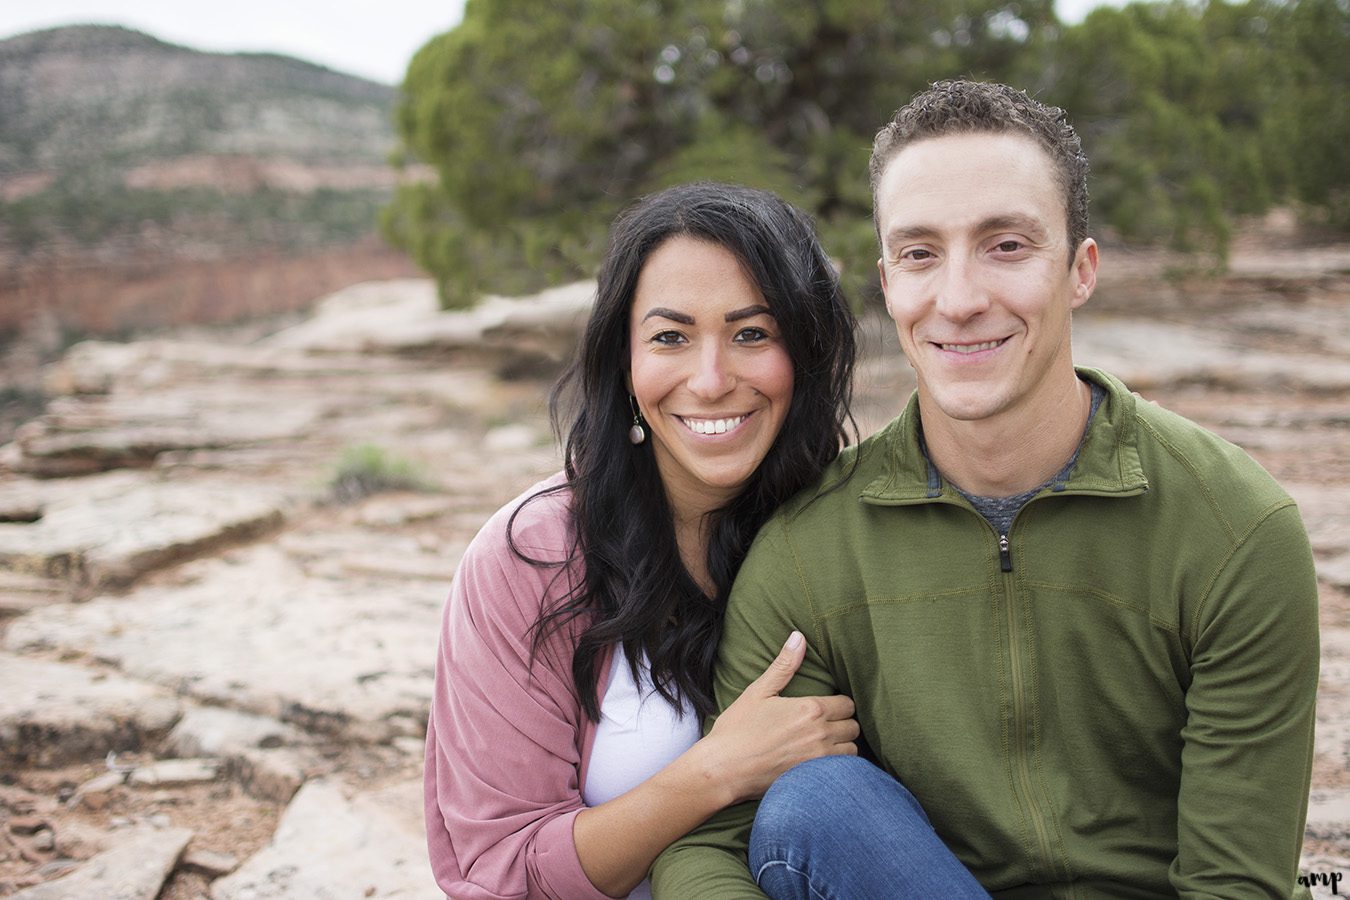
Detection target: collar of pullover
<box><xmin>858</xmin><ymin>367</ymin><xmax>1149</xmax><ymax>506</ymax></box>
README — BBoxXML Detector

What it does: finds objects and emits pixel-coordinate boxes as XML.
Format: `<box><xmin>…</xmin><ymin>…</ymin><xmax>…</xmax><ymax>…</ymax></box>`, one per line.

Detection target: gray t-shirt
<box><xmin>951</xmin><ymin>380</ymin><xmax>1106</xmax><ymax>538</ymax></box>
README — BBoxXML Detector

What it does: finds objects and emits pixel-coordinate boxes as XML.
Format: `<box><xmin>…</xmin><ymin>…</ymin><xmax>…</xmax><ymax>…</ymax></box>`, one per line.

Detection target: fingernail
<box><xmin>785</xmin><ymin>630</ymin><xmax>803</xmax><ymax>651</ymax></box>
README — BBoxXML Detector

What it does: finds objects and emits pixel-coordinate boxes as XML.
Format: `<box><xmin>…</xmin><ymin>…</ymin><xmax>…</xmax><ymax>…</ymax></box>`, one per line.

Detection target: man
<box><xmin>652</xmin><ymin>80</ymin><xmax>1319</xmax><ymax>898</ymax></box>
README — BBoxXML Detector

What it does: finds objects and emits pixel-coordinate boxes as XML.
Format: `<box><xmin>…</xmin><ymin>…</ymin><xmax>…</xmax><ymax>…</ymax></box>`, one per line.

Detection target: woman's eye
<box><xmin>735</xmin><ymin>327</ymin><xmax>769</xmax><ymax>343</ymax></box>
<box><xmin>650</xmin><ymin>330</ymin><xmax>685</xmax><ymax>345</ymax></box>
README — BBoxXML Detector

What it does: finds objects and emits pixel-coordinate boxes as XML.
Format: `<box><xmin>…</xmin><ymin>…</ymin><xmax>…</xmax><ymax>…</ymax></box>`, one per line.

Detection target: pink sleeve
<box><xmin>423</xmin><ymin>491</ymin><xmax>613</xmax><ymax>900</ymax></box>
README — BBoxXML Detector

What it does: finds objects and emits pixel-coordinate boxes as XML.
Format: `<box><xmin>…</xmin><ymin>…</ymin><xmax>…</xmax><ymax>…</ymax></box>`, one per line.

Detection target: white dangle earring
<box><xmin>628</xmin><ymin>395</ymin><xmax>647</xmax><ymax>445</ymax></box>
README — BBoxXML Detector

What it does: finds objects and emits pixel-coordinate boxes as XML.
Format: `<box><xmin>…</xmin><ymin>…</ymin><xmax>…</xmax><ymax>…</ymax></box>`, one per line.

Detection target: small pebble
<box><xmin>183</xmin><ymin>847</ymin><xmax>239</xmax><ymax>876</ymax></box>
<box><xmin>38</xmin><ymin>858</ymin><xmax>80</xmax><ymax>878</ymax></box>
<box><xmin>31</xmin><ymin>828</ymin><xmax>55</xmax><ymax>852</ymax></box>
<box><xmin>7</xmin><ymin>815</ymin><xmax>46</xmax><ymax>835</ymax></box>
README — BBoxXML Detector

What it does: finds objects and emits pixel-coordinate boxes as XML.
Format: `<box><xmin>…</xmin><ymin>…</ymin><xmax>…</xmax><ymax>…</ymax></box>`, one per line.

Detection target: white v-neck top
<box><xmin>581</xmin><ymin>646</ymin><xmax>703</xmax><ymax>900</ymax></box>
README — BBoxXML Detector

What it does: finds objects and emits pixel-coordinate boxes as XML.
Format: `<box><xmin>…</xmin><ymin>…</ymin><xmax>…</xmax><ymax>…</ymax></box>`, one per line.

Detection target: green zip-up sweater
<box><xmin>653</xmin><ymin>368</ymin><xmax>1318</xmax><ymax>899</ymax></box>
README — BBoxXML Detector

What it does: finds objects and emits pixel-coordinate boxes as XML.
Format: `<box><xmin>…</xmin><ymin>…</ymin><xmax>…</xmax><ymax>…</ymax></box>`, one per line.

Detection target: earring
<box><xmin>628</xmin><ymin>395</ymin><xmax>647</xmax><ymax>445</ymax></box>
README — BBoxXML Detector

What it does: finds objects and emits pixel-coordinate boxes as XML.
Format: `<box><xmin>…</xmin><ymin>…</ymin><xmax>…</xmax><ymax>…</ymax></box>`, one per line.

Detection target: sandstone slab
<box><xmin>12</xmin><ymin>383</ymin><xmax>329</xmax><ymax>477</ymax></box>
<box><xmin>1307</xmin><ymin>788</ymin><xmax>1350</xmax><ymax>842</ymax></box>
<box><xmin>264</xmin><ymin>277</ymin><xmax>593</xmax><ymax>376</ymax></box>
<box><xmin>166</xmin><ymin>706</ymin><xmax>309</xmax><ymax>757</ymax></box>
<box><xmin>0</xmin><ymin>652</ymin><xmax>181</xmax><ymax>767</ymax></box>
<box><xmin>9</xmin><ymin>826</ymin><xmax>191</xmax><ymax>900</ymax></box>
<box><xmin>0</xmin><ymin>473</ymin><xmax>289</xmax><ymax>593</ymax></box>
<box><xmin>210</xmin><ymin>779</ymin><xmax>435</xmax><ymax>899</ymax></box>
<box><xmin>1286</xmin><ymin>484</ymin><xmax>1350</xmax><ymax>590</ymax></box>
<box><xmin>1074</xmin><ymin>317</ymin><xmax>1350</xmax><ymax>394</ymax></box>
<box><xmin>165</xmin><ymin>707</ymin><xmax>317</xmax><ymax>803</ymax></box>
<box><xmin>5</xmin><ymin>542</ymin><xmax>443</xmax><ymax>742</ymax></box>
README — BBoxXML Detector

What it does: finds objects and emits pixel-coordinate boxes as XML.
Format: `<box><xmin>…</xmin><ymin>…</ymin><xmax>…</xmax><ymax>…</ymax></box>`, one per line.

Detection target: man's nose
<box><xmin>687</xmin><ymin>343</ymin><xmax>733</xmax><ymax>399</ymax></box>
<box><xmin>934</xmin><ymin>252</ymin><xmax>991</xmax><ymax>322</ymax></box>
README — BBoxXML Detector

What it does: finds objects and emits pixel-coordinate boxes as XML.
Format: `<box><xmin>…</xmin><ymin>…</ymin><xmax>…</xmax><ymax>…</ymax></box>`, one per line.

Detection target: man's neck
<box><xmin>921</xmin><ymin>373</ymin><xmax>1092</xmax><ymax>498</ymax></box>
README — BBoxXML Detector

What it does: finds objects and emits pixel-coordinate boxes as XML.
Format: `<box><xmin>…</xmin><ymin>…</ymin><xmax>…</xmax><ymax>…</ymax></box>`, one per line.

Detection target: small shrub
<box><xmin>328</xmin><ymin>444</ymin><xmax>433</xmax><ymax>504</ymax></box>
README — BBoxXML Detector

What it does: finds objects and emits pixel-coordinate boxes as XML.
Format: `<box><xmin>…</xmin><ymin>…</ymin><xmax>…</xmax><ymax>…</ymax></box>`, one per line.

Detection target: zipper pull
<box><xmin>999</xmin><ymin>533</ymin><xmax>1012</xmax><ymax>572</ymax></box>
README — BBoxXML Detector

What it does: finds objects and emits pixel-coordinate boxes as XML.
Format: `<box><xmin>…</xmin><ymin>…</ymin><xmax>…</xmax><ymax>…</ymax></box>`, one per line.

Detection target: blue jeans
<box><xmin>749</xmin><ymin>756</ymin><xmax>991</xmax><ymax>900</ymax></box>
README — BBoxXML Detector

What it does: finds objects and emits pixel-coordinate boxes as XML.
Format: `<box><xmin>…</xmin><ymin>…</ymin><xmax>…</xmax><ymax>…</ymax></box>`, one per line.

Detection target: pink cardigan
<box><xmin>424</xmin><ymin>474</ymin><xmax>618</xmax><ymax>899</ymax></box>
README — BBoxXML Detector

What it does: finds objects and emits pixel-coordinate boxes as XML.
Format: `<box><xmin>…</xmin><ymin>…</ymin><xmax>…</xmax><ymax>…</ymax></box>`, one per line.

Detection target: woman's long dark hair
<box><xmin>512</xmin><ymin>182</ymin><xmax>857</xmax><ymax>721</ymax></box>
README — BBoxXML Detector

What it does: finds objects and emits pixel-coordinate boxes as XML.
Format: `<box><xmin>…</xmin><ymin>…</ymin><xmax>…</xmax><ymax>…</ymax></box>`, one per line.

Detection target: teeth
<box><xmin>682</xmin><ymin>416</ymin><xmax>745</xmax><ymax>435</ymax></box>
<box><xmin>941</xmin><ymin>340</ymin><xmax>1003</xmax><ymax>353</ymax></box>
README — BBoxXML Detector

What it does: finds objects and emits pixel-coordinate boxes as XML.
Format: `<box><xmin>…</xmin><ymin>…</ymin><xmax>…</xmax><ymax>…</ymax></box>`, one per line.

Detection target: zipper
<box><xmin>998</xmin><ymin>517</ymin><xmax>1058</xmax><ymax>882</ymax></box>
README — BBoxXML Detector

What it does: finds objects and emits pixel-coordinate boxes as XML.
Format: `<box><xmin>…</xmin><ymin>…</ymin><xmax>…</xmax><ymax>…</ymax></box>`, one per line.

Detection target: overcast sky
<box><xmin>0</xmin><ymin>1</ymin><xmax>1123</xmax><ymax>87</ymax></box>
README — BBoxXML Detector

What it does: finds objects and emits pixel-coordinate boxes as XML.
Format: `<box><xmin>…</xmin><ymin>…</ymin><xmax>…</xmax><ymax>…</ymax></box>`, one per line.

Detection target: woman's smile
<box><xmin>677</xmin><ymin>412</ymin><xmax>750</xmax><ymax>436</ymax></box>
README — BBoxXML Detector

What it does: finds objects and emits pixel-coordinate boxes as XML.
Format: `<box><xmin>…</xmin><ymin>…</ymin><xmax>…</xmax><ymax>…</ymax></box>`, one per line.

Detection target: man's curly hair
<box><xmin>870</xmin><ymin>80</ymin><xmax>1090</xmax><ymax>265</ymax></box>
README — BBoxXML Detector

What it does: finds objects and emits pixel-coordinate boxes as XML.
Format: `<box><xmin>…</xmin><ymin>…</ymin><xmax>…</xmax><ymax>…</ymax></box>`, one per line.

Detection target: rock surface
<box><xmin>4</xmin><ymin>541</ymin><xmax>444</xmax><ymax>742</ymax></box>
<box><xmin>0</xmin><ymin>653</ymin><xmax>181</xmax><ymax>767</ymax></box>
<box><xmin>8</xmin><ymin>826</ymin><xmax>192</xmax><ymax>900</ymax></box>
<box><xmin>0</xmin><ymin>472</ymin><xmax>290</xmax><ymax>595</ymax></box>
<box><xmin>209</xmin><ymin>779</ymin><xmax>435</xmax><ymax>899</ymax></box>
<box><xmin>0</xmin><ymin>260</ymin><xmax>1347</xmax><ymax>894</ymax></box>
<box><xmin>263</xmin><ymin>277</ymin><xmax>594</xmax><ymax>376</ymax></box>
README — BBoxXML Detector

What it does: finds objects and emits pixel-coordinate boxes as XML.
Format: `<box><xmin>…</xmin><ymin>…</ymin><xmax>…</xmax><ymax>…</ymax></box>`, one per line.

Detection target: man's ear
<box><xmin>1070</xmin><ymin>238</ymin><xmax>1099</xmax><ymax>310</ymax></box>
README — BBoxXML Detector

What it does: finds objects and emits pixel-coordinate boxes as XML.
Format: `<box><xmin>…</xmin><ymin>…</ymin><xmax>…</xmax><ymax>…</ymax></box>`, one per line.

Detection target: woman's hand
<box><xmin>573</xmin><ymin>632</ymin><xmax>856</xmax><ymax>895</ymax></box>
<box><xmin>696</xmin><ymin>631</ymin><xmax>859</xmax><ymax>806</ymax></box>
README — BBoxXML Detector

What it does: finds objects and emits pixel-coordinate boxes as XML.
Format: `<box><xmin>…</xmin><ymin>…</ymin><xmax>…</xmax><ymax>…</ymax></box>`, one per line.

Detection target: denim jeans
<box><xmin>749</xmin><ymin>756</ymin><xmax>991</xmax><ymax>900</ymax></box>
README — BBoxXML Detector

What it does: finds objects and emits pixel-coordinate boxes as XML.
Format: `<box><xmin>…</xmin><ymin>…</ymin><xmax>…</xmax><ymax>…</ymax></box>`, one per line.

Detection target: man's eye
<box><xmin>903</xmin><ymin>248</ymin><xmax>933</xmax><ymax>261</ymax></box>
<box><xmin>996</xmin><ymin>240</ymin><xmax>1023</xmax><ymax>253</ymax></box>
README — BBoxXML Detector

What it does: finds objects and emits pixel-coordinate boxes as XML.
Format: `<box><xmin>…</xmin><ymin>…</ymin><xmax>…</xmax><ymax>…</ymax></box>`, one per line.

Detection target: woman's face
<box><xmin>627</xmin><ymin>236</ymin><xmax>794</xmax><ymax>519</ymax></box>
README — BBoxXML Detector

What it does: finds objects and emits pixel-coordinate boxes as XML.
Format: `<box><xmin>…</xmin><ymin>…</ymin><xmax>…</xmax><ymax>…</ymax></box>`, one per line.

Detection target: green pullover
<box><xmin>653</xmin><ymin>368</ymin><xmax>1319</xmax><ymax>899</ymax></box>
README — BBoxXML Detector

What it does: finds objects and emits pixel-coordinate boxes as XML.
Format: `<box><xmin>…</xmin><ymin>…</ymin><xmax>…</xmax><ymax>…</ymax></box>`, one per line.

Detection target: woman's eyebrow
<box><xmin>641</xmin><ymin>307</ymin><xmax>694</xmax><ymax>324</ymax></box>
<box><xmin>726</xmin><ymin>305</ymin><xmax>772</xmax><ymax>322</ymax></box>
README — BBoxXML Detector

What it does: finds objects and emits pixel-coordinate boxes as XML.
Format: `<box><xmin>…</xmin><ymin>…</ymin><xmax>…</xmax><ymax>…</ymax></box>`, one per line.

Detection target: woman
<box><xmin>424</xmin><ymin>182</ymin><xmax>860</xmax><ymax>899</ymax></box>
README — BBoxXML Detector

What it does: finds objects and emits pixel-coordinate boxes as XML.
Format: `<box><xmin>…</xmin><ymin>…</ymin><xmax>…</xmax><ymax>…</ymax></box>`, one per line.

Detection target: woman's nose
<box><xmin>686</xmin><ymin>344</ymin><xmax>733</xmax><ymax>399</ymax></box>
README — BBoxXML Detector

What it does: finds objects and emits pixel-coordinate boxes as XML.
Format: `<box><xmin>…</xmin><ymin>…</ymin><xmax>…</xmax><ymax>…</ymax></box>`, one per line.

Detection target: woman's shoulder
<box><xmin>446</xmin><ymin>472</ymin><xmax>580</xmax><ymax>641</ymax></box>
<box><xmin>466</xmin><ymin>471</ymin><xmax>575</xmax><ymax>561</ymax></box>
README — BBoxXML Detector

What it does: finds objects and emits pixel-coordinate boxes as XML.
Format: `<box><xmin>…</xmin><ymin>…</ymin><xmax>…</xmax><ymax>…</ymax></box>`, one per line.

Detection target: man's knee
<box><xmin>755</xmin><ymin>757</ymin><xmax>928</xmax><ymax>841</ymax></box>
<box><xmin>766</xmin><ymin>756</ymin><xmax>877</xmax><ymax>807</ymax></box>
<box><xmin>755</xmin><ymin>757</ymin><xmax>883</xmax><ymax>843</ymax></box>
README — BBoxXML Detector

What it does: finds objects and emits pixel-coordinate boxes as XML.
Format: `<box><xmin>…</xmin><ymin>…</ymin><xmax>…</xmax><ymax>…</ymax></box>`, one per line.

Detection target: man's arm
<box><xmin>652</xmin><ymin>519</ymin><xmax>842</xmax><ymax>898</ymax></box>
<box><xmin>1172</xmin><ymin>501</ymin><xmax>1319</xmax><ymax>898</ymax></box>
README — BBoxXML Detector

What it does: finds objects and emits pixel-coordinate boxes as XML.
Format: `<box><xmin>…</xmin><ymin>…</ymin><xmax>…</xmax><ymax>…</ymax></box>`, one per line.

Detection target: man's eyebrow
<box><xmin>726</xmin><ymin>305</ymin><xmax>772</xmax><ymax>322</ymax></box>
<box><xmin>978</xmin><ymin>214</ymin><xmax>1049</xmax><ymax>239</ymax></box>
<box><xmin>883</xmin><ymin>224</ymin><xmax>937</xmax><ymax>248</ymax></box>
<box><xmin>641</xmin><ymin>307</ymin><xmax>694</xmax><ymax>324</ymax></box>
<box><xmin>884</xmin><ymin>215</ymin><xmax>1050</xmax><ymax>249</ymax></box>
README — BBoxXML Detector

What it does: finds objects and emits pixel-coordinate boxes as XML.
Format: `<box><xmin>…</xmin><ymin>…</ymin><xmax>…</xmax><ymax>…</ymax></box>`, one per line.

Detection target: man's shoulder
<box><xmin>772</xmin><ymin>418</ymin><xmax>899</xmax><ymax>525</ymax></box>
<box><xmin>1128</xmin><ymin>390</ymin><xmax>1293</xmax><ymax>513</ymax></box>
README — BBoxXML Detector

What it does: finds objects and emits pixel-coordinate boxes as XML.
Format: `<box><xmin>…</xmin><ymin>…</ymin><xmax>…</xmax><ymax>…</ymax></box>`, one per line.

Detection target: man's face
<box><xmin>875</xmin><ymin>131</ymin><xmax>1097</xmax><ymax>428</ymax></box>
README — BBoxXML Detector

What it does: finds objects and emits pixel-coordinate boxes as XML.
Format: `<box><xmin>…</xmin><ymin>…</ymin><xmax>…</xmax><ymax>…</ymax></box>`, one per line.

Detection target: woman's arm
<box><xmin>426</xmin><ymin>486</ymin><xmax>856</xmax><ymax>899</ymax></box>
<box><xmin>425</xmin><ymin>501</ymin><xmax>614</xmax><ymax>900</ymax></box>
<box><xmin>573</xmin><ymin>631</ymin><xmax>858</xmax><ymax>897</ymax></box>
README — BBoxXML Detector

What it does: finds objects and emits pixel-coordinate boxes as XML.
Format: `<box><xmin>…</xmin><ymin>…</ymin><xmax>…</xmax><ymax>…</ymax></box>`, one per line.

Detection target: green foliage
<box><xmin>1263</xmin><ymin>0</ymin><xmax>1350</xmax><ymax>228</ymax></box>
<box><xmin>386</xmin><ymin>0</ymin><xmax>1348</xmax><ymax>305</ymax></box>
<box><xmin>385</xmin><ymin>0</ymin><xmax>1055</xmax><ymax>307</ymax></box>
<box><xmin>328</xmin><ymin>444</ymin><xmax>435</xmax><ymax>505</ymax></box>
